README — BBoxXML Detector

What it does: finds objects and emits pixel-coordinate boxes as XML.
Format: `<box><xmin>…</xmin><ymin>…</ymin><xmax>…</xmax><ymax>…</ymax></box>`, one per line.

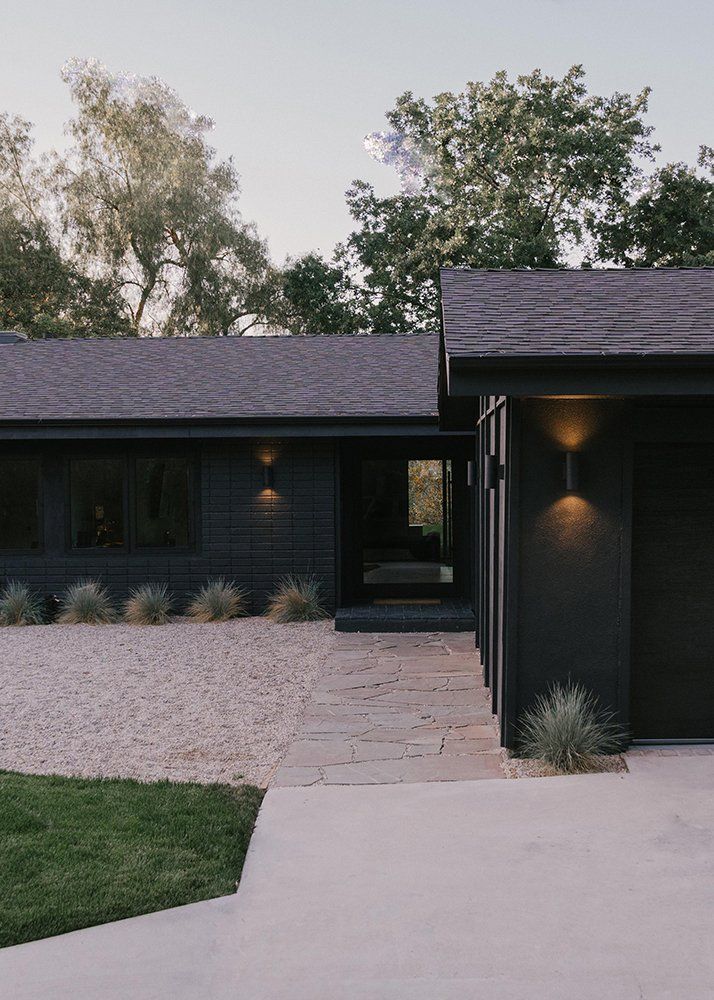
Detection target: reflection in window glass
<box><xmin>0</xmin><ymin>459</ymin><xmax>40</xmax><ymax>550</ymax></box>
<box><xmin>362</xmin><ymin>458</ymin><xmax>453</xmax><ymax>585</ymax></box>
<box><xmin>70</xmin><ymin>459</ymin><xmax>125</xmax><ymax>548</ymax></box>
<box><xmin>136</xmin><ymin>457</ymin><xmax>190</xmax><ymax>548</ymax></box>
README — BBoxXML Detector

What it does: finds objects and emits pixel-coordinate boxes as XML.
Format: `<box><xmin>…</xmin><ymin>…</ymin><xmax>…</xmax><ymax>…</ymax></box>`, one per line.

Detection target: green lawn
<box><xmin>0</xmin><ymin>770</ymin><xmax>263</xmax><ymax>949</ymax></box>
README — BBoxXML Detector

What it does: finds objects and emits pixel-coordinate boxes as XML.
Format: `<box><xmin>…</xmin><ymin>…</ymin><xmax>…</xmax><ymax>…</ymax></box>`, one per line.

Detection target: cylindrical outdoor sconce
<box><xmin>564</xmin><ymin>452</ymin><xmax>579</xmax><ymax>492</ymax></box>
<box><xmin>263</xmin><ymin>464</ymin><xmax>274</xmax><ymax>489</ymax></box>
<box><xmin>467</xmin><ymin>460</ymin><xmax>476</xmax><ymax>487</ymax></box>
<box><xmin>483</xmin><ymin>453</ymin><xmax>498</xmax><ymax>491</ymax></box>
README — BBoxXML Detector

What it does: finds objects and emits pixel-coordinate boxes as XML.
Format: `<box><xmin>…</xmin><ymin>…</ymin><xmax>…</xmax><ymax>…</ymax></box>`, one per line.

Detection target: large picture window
<box><xmin>68</xmin><ymin>453</ymin><xmax>193</xmax><ymax>551</ymax></box>
<box><xmin>0</xmin><ymin>458</ymin><xmax>41</xmax><ymax>550</ymax></box>
<box><xmin>135</xmin><ymin>457</ymin><xmax>190</xmax><ymax>548</ymax></box>
<box><xmin>70</xmin><ymin>458</ymin><xmax>125</xmax><ymax>548</ymax></box>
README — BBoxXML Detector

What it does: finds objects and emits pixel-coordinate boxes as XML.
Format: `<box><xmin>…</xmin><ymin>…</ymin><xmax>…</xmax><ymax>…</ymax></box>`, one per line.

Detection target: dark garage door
<box><xmin>631</xmin><ymin>443</ymin><xmax>714</xmax><ymax>740</ymax></box>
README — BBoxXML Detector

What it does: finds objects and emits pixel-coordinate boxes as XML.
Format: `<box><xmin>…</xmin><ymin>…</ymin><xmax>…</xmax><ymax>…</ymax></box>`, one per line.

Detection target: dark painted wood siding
<box><xmin>631</xmin><ymin>442</ymin><xmax>714</xmax><ymax>739</ymax></box>
<box><xmin>0</xmin><ymin>438</ymin><xmax>336</xmax><ymax>612</ymax></box>
<box><xmin>476</xmin><ymin>395</ymin><xmax>515</xmax><ymax>743</ymax></box>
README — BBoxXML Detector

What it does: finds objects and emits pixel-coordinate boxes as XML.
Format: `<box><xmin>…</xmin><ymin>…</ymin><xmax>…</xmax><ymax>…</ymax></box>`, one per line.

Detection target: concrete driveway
<box><xmin>2</xmin><ymin>755</ymin><xmax>713</xmax><ymax>999</ymax></box>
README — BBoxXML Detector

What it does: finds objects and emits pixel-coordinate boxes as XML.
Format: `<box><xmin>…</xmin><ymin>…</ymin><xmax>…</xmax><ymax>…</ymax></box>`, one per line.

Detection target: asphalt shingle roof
<box><xmin>0</xmin><ymin>333</ymin><xmax>438</xmax><ymax>424</ymax></box>
<box><xmin>440</xmin><ymin>268</ymin><xmax>714</xmax><ymax>358</ymax></box>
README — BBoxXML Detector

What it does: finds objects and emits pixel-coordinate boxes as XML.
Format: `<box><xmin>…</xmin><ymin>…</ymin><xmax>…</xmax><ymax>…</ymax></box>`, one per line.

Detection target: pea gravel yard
<box><xmin>0</xmin><ymin>619</ymin><xmax>335</xmax><ymax>787</ymax></box>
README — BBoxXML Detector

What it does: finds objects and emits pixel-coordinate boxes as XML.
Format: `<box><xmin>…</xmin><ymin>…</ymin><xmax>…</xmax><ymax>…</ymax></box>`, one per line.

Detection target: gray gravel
<box><xmin>0</xmin><ymin>618</ymin><xmax>335</xmax><ymax>787</ymax></box>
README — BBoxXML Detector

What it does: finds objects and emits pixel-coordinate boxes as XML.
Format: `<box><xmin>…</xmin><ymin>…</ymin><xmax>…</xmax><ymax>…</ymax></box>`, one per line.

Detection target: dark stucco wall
<box><xmin>512</xmin><ymin>398</ymin><xmax>629</xmax><ymax>726</ymax></box>
<box><xmin>0</xmin><ymin>438</ymin><xmax>336</xmax><ymax>613</ymax></box>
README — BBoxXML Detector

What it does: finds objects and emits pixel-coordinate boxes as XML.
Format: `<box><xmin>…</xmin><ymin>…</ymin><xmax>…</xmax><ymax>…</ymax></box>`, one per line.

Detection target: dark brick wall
<box><xmin>0</xmin><ymin>438</ymin><xmax>337</xmax><ymax>613</ymax></box>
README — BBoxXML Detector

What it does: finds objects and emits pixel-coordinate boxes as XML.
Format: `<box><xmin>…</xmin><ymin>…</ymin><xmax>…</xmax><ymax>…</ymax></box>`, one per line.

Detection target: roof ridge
<box><xmin>440</xmin><ymin>266</ymin><xmax>714</xmax><ymax>275</ymax></box>
<box><xmin>17</xmin><ymin>331</ymin><xmax>439</xmax><ymax>345</ymax></box>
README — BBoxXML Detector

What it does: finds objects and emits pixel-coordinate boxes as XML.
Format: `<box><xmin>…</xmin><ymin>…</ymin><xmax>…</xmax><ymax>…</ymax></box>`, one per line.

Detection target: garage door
<box><xmin>631</xmin><ymin>443</ymin><xmax>714</xmax><ymax>740</ymax></box>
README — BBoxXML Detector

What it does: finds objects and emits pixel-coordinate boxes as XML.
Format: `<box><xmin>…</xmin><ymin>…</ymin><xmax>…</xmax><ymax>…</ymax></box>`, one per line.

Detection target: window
<box><xmin>361</xmin><ymin>457</ymin><xmax>454</xmax><ymax>586</ymax></box>
<box><xmin>0</xmin><ymin>458</ymin><xmax>41</xmax><ymax>550</ymax></box>
<box><xmin>135</xmin><ymin>457</ymin><xmax>190</xmax><ymax>548</ymax></box>
<box><xmin>68</xmin><ymin>454</ymin><xmax>193</xmax><ymax>551</ymax></box>
<box><xmin>70</xmin><ymin>458</ymin><xmax>125</xmax><ymax>549</ymax></box>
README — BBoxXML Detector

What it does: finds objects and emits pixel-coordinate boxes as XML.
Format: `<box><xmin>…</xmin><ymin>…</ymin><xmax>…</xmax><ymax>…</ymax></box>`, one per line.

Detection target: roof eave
<box><xmin>445</xmin><ymin>353</ymin><xmax>714</xmax><ymax>398</ymax></box>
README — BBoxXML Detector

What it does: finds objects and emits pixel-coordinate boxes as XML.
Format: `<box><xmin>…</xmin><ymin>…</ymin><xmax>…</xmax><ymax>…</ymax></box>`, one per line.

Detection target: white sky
<box><xmin>2</xmin><ymin>0</ymin><xmax>712</xmax><ymax>263</ymax></box>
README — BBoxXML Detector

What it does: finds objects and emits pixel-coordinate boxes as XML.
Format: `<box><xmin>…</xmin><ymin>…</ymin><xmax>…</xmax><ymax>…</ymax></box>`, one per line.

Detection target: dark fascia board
<box><xmin>439</xmin><ymin>329</ymin><xmax>477</xmax><ymax>430</ymax></box>
<box><xmin>0</xmin><ymin>416</ymin><xmax>475</xmax><ymax>441</ymax></box>
<box><xmin>446</xmin><ymin>353</ymin><xmax>714</xmax><ymax>397</ymax></box>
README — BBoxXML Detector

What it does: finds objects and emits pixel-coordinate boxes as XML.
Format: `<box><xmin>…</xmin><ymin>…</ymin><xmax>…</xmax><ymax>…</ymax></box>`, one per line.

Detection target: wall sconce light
<box><xmin>483</xmin><ymin>453</ymin><xmax>498</xmax><ymax>491</ymax></box>
<box><xmin>263</xmin><ymin>465</ymin><xmax>274</xmax><ymax>489</ymax></box>
<box><xmin>564</xmin><ymin>452</ymin><xmax>579</xmax><ymax>492</ymax></box>
<box><xmin>467</xmin><ymin>460</ymin><xmax>476</xmax><ymax>487</ymax></box>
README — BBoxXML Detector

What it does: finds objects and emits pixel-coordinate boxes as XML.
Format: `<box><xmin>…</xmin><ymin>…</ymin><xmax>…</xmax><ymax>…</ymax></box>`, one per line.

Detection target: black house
<box><xmin>440</xmin><ymin>267</ymin><xmax>714</xmax><ymax>747</ymax></box>
<box><xmin>3</xmin><ymin>266</ymin><xmax>713</xmax><ymax>748</ymax></box>
<box><xmin>0</xmin><ymin>332</ymin><xmax>474</xmax><ymax>632</ymax></box>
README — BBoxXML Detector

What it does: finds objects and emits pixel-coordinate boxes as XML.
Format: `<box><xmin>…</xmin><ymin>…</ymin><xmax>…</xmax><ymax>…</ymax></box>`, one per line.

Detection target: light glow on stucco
<box><xmin>533</xmin><ymin>397</ymin><xmax>613</xmax><ymax>451</ymax></box>
<box><xmin>536</xmin><ymin>494</ymin><xmax>599</xmax><ymax>553</ymax></box>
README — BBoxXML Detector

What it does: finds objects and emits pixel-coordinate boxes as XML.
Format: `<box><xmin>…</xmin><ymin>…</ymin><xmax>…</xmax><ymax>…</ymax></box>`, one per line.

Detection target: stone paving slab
<box><xmin>272</xmin><ymin>632</ymin><xmax>504</xmax><ymax>786</ymax></box>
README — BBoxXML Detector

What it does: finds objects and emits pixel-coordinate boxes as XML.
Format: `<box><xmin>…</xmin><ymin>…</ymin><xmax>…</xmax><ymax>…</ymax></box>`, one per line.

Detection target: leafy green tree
<box><xmin>280</xmin><ymin>252</ymin><xmax>362</xmax><ymax>334</ymax></box>
<box><xmin>298</xmin><ymin>66</ymin><xmax>658</xmax><ymax>332</ymax></box>
<box><xmin>0</xmin><ymin>112</ymin><xmax>127</xmax><ymax>338</ymax></box>
<box><xmin>56</xmin><ymin>58</ymin><xmax>279</xmax><ymax>336</ymax></box>
<box><xmin>357</xmin><ymin>66</ymin><xmax>655</xmax><ymax>326</ymax></box>
<box><xmin>596</xmin><ymin>146</ymin><xmax>714</xmax><ymax>267</ymax></box>
<box><xmin>0</xmin><ymin>209</ymin><xmax>129</xmax><ymax>338</ymax></box>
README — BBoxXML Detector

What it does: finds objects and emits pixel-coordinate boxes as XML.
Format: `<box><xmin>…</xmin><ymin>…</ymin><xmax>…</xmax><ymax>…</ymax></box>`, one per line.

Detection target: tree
<box><xmin>596</xmin><ymin>146</ymin><xmax>714</xmax><ymax>267</ymax></box>
<box><xmin>295</xmin><ymin>66</ymin><xmax>657</xmax><ymax>332</ymax></box>
<box><xmin>56</xmin><ymin>58</ymin><xmax>279</xmax><ymax>336</ymax></box>
<box><xmin>280</xmin><ymin>252</ymin><xmax>361</xmax><ymax>334</ymax></box>
<box><xmin>0</xmin><ymin>112</ymin><xmax>128</xmax><ymax>338</ymax></box>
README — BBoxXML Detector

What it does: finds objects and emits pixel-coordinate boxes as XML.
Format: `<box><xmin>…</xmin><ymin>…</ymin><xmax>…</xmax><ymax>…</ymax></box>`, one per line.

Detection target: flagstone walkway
<box><xmin>272</xmin><ymin>631</ymin><xmax>504</xmax><ymax>786</ymax></box>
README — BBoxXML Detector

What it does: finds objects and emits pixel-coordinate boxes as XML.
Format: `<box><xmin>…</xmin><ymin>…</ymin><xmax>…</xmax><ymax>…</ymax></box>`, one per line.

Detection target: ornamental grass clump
<box><xmin>517</xmin><ymin>680</ymin><xmax>624</xmax><ymax>774</ymax></box>
<box><xmin>123</xmin><ymin>583</ymin><xmax>174</xmax><ymax>626</ymax></box>
<box><xmin>0</xmin><ymin>581</ymin><xmax>45</xmax><ymax>626</ymax></box>
<box><xmin>58</xmin><ymin>579</ymin><xmax>116</xmax><ymax>625</ymax></box>
<box><xmin>265</xmin><ymin>574</ymin><xmax>328</xmax><ymax>623</ymax></box>
<box><xmin>186</xmin><ymin>578</ymin><xmax>247</xmax><ymax>623</ymax></box>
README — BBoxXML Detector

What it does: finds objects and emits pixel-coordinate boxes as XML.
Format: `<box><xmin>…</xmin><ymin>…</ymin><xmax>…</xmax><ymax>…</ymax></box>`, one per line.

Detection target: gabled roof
<box><xmin>441</xmin><ymin>267</ymin><xmax>714</xmax><ymax>358</ymax></box>
<box><xmin>439</xmin><ymin>268</ymin><xmax>714</xmax><ymax>402</ymax></box>
<box><xmin>0</xmin><ymin>332</ymin><xmax>439</xmax><ymax>427</ymax></box>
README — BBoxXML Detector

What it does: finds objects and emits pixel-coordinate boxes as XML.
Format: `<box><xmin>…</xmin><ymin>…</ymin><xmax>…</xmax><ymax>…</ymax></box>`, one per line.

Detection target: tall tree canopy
<box><xmin>278</xmin><ymin>252</ymin><xmax>361</xmax><ymax>335</ymax></box>
<box><xmin>0</xmin><ymin>112</ymin><xmax>127</xmax><ymax>337</ymax></box>
<box><xmin>1</xmin><ymin>61</ymin><xmax>712</xmax><ymax>338</ymax></box>
<box><xmin>0</xmin><ymin>61</ymin><xmax>279</xmax><ymax>338</ymax></box>
<box><xmin>596</xmin><ymin>146</ymin><xmax>714</xmax><ymax>267</ymax></box>
<box><xmin>57</xmin><ymin>59</ymin><xmax>279</xmax><ymax>336</ymax></box>
<box><xmin>282</xmin><ymin>66</ymin><xmax>713</xmax><ymax>333</ymax></box>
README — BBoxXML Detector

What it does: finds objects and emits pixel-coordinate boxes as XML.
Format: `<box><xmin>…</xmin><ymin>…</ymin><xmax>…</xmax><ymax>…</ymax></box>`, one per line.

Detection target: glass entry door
<box><xmin>356</xmin><ymin>456</ymin><xmax>459</xmax><ymax>599</ymax></box>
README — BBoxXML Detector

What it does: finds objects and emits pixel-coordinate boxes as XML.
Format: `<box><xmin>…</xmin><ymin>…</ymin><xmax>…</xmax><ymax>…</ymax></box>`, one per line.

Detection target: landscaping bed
<box><xmin>0</xmin><ymin>770</ymin><xmax>263</xmax><ymax>948</ymax></box>
<box><xmin>0</xmin><ymin>618</ymin><xmax>335</xmax><ymax>787</ymax></box>
<box><xmin>502</xmin><ymin>753</ymin><xmax>627</xmax><ymax>778</ymax></box>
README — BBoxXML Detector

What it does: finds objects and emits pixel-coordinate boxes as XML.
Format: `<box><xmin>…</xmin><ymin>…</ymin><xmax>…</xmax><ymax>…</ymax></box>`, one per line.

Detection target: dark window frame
<box><xmin>64</xmin><ymin>448</ymin><xmax>199</xmax><ymax>556</ymax></box>
<box><xmin>340</xmin><ymin>437</ymin><xmax>472</xmax><ymax>603</ymax></box>
<box><xmin>130</xmin><ymin>454</ymin><xmax>197</xmax><ymax>554</ymax></box>
<box><xmin>0</xmin><ymin>453</ymin><xmax>44</xmax><ymax>554</ymax></box>
<box><xmin>66</xmin><ymin>454</ymin><xmax>130</xmax><ymax>554</ymax></box>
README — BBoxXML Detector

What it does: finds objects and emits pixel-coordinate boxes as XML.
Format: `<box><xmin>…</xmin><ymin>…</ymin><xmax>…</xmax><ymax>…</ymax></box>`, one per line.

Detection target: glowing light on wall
<box><xmin>255</xmin><ymin>442</ymin><xmax>280</xmax><ymax>499</ymax></box>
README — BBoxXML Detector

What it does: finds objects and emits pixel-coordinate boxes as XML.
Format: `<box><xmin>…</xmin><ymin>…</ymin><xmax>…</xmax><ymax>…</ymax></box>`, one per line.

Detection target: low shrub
<box><xmin>186</xmin><ymin>578</ymin><xmax>247</xmax><ymax>623</ymax></box>
<box><xmin>57</xmin><ymin>579</ymin><xmax>116</xmax><ymax>625</ymax></box>
<box><xmin>123</xmin><ymin>583</ymin><xmax>174</xmax><ymax>626</ymax></box>
<box><xmin>0</xmin><ymin>581</ymin><xmax>45</xmax><ymax>626</ymax></box>
<box><xmin>517</xmin><ymin>680</ymin><xmax>625</xmax><ymax>774</ymax></box>
<box><xmin>265</xmin><ymin>574</ymin><xmax>328</xmax><ymax>623</ymax></box>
